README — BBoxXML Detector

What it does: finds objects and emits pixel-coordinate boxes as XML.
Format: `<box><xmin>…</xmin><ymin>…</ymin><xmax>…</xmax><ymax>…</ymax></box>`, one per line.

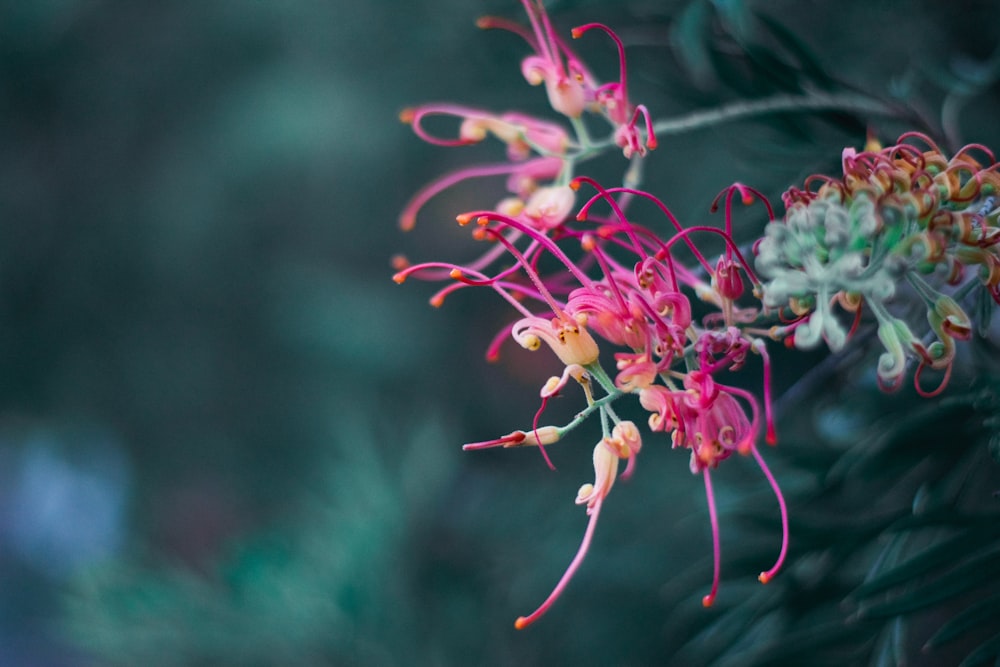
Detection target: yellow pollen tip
<box><xmin>456</xmin><ymin>213</ymin><xmax>472</xmax><ymax>226</ymax></box>
<box><xmin>399</xmin><ymin>108</ymin><xmax>415</xmax><ymax>124</ymax></box>
<box><xmin>449</xmin><ymin>268</ymin><xmax>463</xmax><ymax>280</ymax></box>
<box><xmin>392</xmin><ymin>273</ymin><xmax>406</xmax><ymax>284</ymax></box>
<box><xmin>477</xmin><ymin>216</ymin><xmax>490</xmax><ymax>226</ymax></box>
<box><xmin>758</xmin><ymin>572</ymin><xmax>771</xmax><ymax>584</ymax></box>
<box><xmin>514</xmin><ymin>617</ymin><xmax>529</xmax><ymax>630</ymax></box>
<box><xmin>429</xmin><ymin>295</ymin><xmax>445</xmax><ymax>308</ymax></box>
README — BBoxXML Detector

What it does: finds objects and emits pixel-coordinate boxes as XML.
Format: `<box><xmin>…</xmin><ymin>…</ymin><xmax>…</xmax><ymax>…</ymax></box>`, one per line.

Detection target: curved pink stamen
<box><xmin>751</xmin><ymin>446</ymin><xmax>788</xmax><ymax>584</ymax></box>
<box><xmin>401</xmin><ymin>160</ymin><xmax>546</xmax><ymax>231</ymax></box>
<box><xmin>702</xmin><ymin>469</ymin><xmax>721</xmax><ymax>607</ymax></box>
<box><xmin>515</xmin><ymin>496</ymin><xmax>603</xmax><ymax>629</ymax></box>
<box><xmin>593</xmin><ymin>187</ymin><xmax>715</xmax><ymax>275</ymax></box>
<box><xmin>572</xmin><ymin>22</ymin><xmax>628</xmax><ymax>99</ymax></box>
<box><xmin>532</xmin><ymin>397</ymin><xmax>557</xmax><ymax>470</ymax></box>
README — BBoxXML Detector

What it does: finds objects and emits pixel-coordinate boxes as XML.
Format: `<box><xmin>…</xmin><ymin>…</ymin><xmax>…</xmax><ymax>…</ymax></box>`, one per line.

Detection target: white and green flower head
<box><xmin>756</xmin><ymin>133</ymin><xmax>1000</xmax><ymax>395</ymax></box>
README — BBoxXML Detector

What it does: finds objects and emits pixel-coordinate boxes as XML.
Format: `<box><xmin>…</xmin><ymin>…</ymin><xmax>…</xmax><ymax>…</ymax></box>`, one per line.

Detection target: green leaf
<box><xmin>853</xmin><ymin>546</ymin><xmax>1000</xmax><ymax>619</ymax></box>
<box><xmin>754</xmin><ymin>13</ymin><xmax>834</xmax><ymax>90</ymax></box>
<box><xmin>960</xmin><ymin>632</ymin><xmax>1000</xmax><ymax>667</ymax></box>
<box><xmin>671</xmin><ymin>1</ymin><xmax>715</xmax><ymax>86</ymax></box>
<box><xmin>852</xmin><ymin>528</ymin><xmax>1000</xmax><ymax>599</ymax></box>
<box><xmin>924</xmin><ymin>592</ymin><xmax>1000</xmax><ymax>651</ymax></box>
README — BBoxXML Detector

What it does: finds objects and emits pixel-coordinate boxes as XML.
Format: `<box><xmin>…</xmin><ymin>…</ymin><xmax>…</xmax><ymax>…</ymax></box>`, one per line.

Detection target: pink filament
<box><xmin>751</xmin><ymin>446</ymin><xmax>789</xmax><ymax>584</ymax></box>
<box><xmin>702</xmin><ymin>469</ymin><xmax>721</xmax><ymax>607</ymax></box>
<box><xmin>515</xmin><ymin>497</ymin><xmax>604</xmax><ymax>629</ymax></box>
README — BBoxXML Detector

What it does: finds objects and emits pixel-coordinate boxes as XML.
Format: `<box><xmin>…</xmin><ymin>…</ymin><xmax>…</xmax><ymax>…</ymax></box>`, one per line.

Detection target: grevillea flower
<box><xmin>398</xmin><ymin>1</ymin><xmax>655</xmax><ymax>241</ymax></box>
<box><xmin>571</xmin><ymin>22</ymin><xmax>657</xmax><ymax>157</ymax></box>
<box><xmin>397</xmin><ymin>171</ymin><xmax>789</xmax><ymax>622</ymax></box>
<box><xmin>397</xmin><ymin>0</ymin><xmax>793</xmax><ymax>630</ymax></box>
<box><xmin>756</xmin><ymin>132</ymin><xmax>1000</xmax><ymax>396</ymax></box>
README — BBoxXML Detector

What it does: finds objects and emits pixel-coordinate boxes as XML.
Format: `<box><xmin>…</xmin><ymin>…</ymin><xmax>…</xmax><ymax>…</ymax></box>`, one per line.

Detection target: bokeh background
<box><xmin>2</xmin><ymin>0</ymin><xmax>1000</xmax><ymax>665</ymax></box>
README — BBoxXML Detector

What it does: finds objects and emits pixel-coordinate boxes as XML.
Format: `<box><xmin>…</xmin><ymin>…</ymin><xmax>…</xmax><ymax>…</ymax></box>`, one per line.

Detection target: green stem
<box><xmin>651</xmin><ymin>92</ymin><xmax>897</xmax><ymax>137</ymax></box>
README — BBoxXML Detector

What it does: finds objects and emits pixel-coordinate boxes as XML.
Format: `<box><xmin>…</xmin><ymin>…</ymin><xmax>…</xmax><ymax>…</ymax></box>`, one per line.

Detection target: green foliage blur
<box><xmin>1</xmin><ymin>0</ymin><xmax>998</xmax><ymax>665</ymax></box>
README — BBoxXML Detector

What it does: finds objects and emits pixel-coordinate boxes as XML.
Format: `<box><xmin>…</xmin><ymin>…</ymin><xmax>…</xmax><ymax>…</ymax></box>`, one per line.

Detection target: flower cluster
<box><xmin>397</xmin><ymin>0</ymin><xmax>656</xmax><ymax>237</ymax></box>
<box><xmin>757</xmin><ymin>132</ymin><xmax>999</xmax><ymax>395</ymax></box>
<box><xmin>397</xmin><ymin>175</ymin><xmax>790</xmax><ymax>626</ymax></box>
<box><xmin>394</xmin><ymin>0</ymin><xmax>995</xmax><ymax>634</ymax></box>
<box><xmin>394</xmin><ymin>2</ymin><xmax>788</xmax><ymax>626</ymax></box>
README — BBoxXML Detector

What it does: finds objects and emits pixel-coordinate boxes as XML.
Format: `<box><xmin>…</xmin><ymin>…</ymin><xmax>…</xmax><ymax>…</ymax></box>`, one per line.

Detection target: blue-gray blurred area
<box><xmin>1</xmin><ymin>0</ymin><xmax>999</xmax><ymax>665</ymax></box>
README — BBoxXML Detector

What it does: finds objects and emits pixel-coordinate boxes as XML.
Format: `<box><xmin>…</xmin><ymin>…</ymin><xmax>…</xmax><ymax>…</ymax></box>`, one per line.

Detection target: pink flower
<box><xmin>638</xmin><ymin>370</ymin><xmax>787</xmax><ymax>607</ymax></box>
<box><xmin>508</xmin><ymin>0</ymin><xmax>592</xmax><ymax>118</ymax></box>
<box><xmin>572</xmin><ymin>22</ymin><xmax>657</xmax><ymax>156</ymax></box>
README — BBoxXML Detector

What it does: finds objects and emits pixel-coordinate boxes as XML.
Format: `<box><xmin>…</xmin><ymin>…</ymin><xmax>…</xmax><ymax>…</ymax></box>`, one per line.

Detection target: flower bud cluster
<box><xmin>756</xmin><ymin>133</ymin><xmax>997</xmax><ymax>395</ymax></box>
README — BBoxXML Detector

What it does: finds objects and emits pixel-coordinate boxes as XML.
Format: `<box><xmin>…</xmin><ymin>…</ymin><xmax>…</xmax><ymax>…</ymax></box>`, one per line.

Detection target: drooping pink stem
<box><xmin>702</xmin><ymin>469</ymin><xmax>721</xmax><ymax>608</ymax></box>
<box><xmin>400</xmin><ymin>161</ymin><xmax>542</xmax><ymax>231</ymax></box>
<box><xmin>532</xmin><ymin>397</ymin><xmax>557</xmax><ymax>470</ymax></box>
<box><xmin>751</xmin><ymin>446</ymin><xmax>788</xmax><ymax>584</ymax></box>
<box><xmin>515</xmin><ymin>497</ymin><xmax>603</xmax><ymax>629</ymax></box>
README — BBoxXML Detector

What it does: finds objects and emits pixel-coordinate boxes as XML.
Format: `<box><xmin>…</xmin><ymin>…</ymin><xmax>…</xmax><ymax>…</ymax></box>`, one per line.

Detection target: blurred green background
<box><xmin>2</xmin><ymin>0</ymin><xmax>999</xmax><ymax>665</ymax></box>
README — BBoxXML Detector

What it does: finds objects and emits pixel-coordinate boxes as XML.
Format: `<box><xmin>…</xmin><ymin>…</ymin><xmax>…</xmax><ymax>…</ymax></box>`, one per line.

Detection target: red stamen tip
<box><xmin>571</xmin><ymin>27</ymin><xmax>583</xmax><ymax>39</ymax></box>
<box><xmin>758</xmin><ymin>572</ymin><xmax>772</xmax><ymax>584</ymax></box>
<box><xmin>742</xmin><ymin>194</ymin><xmax>755</xmax><ymax>206</ymax></box>
<box><xmin>400</xmin><ymin>214</ymin><xmax>416</xmax><ymax>231</ymax></box>
<box><xmin>647</xmin><ymin>137</ymin><xmax>658</xmax><ymax>150</ymax></box>
<box><xmin>514</xmin><ymin>616</ymin><xmax>530</xmax><ymax>630</ymax></box>
<box><xmin>702</xmin><ymin>594</ymin><xmax>715</xmax><ymax>608</ymax></box>
<box><xmin>569</xmin><ymin>179</ymin><xmax>582</xmax><ymax>191</ymax></box>
<box><xmin>429</xmin><ymin>295</ymin><xmax>445</xmax><ymax>308</ymax></box>
<box><xmin>576</xmin><ymin>213</ymin><xmax>587</xmax><ymax>221</ymax></box>
<box><xmin>398</xmin><ymin>108</ymin><xmax>414</xmax><ymax>124</ymax></box>
<box><xmin>449</xmin><ymin>268</ymin><xmax>463</xmax><ymax>279</ymax></box>
<box><xmin>456</xmin><ymin>213</ymin><xmax>473</xmax><ymax>226</ymax></box>
<box><xmin>390</xmin><ymin>254</ymin><xmax>410</xmax><ymax>271</ymax></box>
<box><xmin>392</xmin><ymin>272</ymin><xmax>406</xmax><ymax>284</ymax></box>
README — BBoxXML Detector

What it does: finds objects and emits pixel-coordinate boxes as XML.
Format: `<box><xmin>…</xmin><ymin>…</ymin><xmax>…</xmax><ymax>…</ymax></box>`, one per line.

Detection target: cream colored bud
<box><xmin>522</xmin><ymin>426</ymin><xmax>561</xmax><ymax>447</ymax></box>
<box><xmin>552</xmin><ymin>322</ymin><xmax>599</xmax><ymax>366</ymax></box>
